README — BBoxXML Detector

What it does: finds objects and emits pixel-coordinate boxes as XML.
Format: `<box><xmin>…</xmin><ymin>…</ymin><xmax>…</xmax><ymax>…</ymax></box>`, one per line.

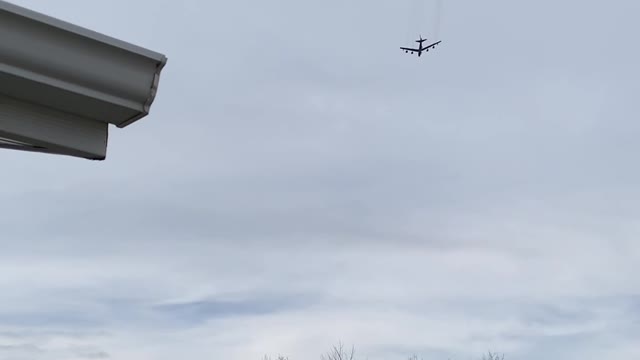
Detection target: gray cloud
<box><xmin>153</xmin><ymin>292</ymin><xmax>318</xmax><ymax>325</ymax></box>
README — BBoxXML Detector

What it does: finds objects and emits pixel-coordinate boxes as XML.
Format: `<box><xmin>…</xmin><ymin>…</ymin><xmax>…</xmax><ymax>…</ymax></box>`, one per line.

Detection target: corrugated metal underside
<box><xmin>0</xmin><ymin>94</ymin><xmax>108</xmax><ymax>160</ymax></box>
<box><xmin>0</xmin><ymin>135</ymin><xmax>35</xmax><ymax>147</ymax></box>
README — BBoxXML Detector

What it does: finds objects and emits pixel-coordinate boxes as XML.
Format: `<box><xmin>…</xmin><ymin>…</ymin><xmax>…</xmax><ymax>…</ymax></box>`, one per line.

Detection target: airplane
<box><xmin>400</xmin><ymin>35</ymin><xmax>441</xmax><ymax>57</ymax></box>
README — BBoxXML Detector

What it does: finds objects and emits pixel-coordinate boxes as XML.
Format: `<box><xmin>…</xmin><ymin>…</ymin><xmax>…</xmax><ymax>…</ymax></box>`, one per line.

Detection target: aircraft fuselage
<box><xmin>417</xmin><ymin>39</ymin><xmax>427</xmax><ymax>56</ymax></box>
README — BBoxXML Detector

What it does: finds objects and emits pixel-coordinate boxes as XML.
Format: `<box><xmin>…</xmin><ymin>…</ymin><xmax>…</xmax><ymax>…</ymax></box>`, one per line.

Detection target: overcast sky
<box><xmin>1</xmin><ymin>0</ymin><xmax>639</xmax><ymax>359</ymax></box>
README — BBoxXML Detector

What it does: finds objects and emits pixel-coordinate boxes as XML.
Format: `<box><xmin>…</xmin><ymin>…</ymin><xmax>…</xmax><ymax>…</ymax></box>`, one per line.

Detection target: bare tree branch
<box><xmin>262</xmin><ymin>355</ymin><xmax>289</xmax><ymax>360</ymax></box>
<box><xmin>482</xmin><ymin>351</ymin><xmax>505</xmax><ymax>360</ymax></box>
<box><xmin>321</xmin><ymin>341</ymin><xmax>356</xmax><ymax>360</ymax></box>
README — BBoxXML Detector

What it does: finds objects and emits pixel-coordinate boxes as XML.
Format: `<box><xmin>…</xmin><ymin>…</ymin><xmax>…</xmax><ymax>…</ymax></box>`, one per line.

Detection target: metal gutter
<box><xmin>0</xmin><ymin>0</ymin><xmax>166</xmax><ymax>62</ymax></box>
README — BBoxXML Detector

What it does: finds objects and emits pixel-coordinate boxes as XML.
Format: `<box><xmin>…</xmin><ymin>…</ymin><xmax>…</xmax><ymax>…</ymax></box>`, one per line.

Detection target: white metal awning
<box><xmin>0</xmin><ymin>0</ymin><xmax>167</xmax><ymax>160</ymax></box>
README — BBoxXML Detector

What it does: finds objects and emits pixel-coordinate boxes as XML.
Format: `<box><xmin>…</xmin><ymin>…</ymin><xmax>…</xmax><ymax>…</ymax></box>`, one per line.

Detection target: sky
<box><xmin>1</xmin><ymin>0</ymin><xmax>639</xmax><ymax>359</ymax></box>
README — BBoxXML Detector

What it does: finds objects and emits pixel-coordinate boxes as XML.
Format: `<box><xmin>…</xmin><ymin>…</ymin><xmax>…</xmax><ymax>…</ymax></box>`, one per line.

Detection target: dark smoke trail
<box><xmin>433</xmin><ymin>0</ymin><xmax>443</xmax><ymax>39</ymax></box>
<box><xmin>405</xmin><ymin>0</ymin><xmax>443</xmax><ymax>42</ymax></box>
<box><xmin>407</xmin><ymin>0</ymin><xmax>426</xmax><ymax>41</ymax></box>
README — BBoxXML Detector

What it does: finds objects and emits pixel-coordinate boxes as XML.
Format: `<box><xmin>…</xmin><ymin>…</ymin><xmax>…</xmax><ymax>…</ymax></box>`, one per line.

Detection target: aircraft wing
<box><xmin>422</xmin><ymin>41</ymin><xmax>442</xmax><ymax>50</ymax></box>
<box><xmin>400</xmin><ymin>47</ymin><xmax>420</xmax><ymax>52</ymax></box>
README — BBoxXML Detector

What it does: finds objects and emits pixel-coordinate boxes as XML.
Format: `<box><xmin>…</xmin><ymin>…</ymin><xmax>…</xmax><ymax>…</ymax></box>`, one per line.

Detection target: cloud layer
<box><xmin>1</xmin><ymin>0</ymin><xmax>639</xmax><ymax>359</ymax></box>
